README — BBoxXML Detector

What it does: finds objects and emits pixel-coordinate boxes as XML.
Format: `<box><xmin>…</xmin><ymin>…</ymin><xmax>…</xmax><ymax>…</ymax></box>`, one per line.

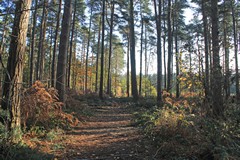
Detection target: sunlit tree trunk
<box><xmin>0</xmin><ymin>24</ymin><xmax>5</xmax><ymax>85</ymax></box>
<box><xmin>1</xmin><ymin>0</ymin><xmax>32</xmax><ymax>142</ymax></box>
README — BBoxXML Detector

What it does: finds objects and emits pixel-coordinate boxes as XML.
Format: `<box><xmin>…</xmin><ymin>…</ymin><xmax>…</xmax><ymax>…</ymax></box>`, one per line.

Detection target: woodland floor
<box><xmin>58</xmin><ymin>103</ymin><xmax>157</xmax><ymax>160</ymax></box>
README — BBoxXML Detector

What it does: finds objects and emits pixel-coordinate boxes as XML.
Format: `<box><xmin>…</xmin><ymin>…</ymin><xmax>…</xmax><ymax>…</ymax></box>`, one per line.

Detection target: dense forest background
<box><xmin>0</xmin><ymin>0</ymin><xmax>240</xmax><ymax>159</ymax></box>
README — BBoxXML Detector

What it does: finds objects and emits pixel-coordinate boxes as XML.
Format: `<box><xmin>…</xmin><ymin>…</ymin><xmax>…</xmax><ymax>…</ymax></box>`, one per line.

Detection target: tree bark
<box><xmin>68</xmin><ymin>0</ymin><xmax>77</xmax><ymax>88</ymax></box>
<box><xmin>1</xmin><ymin>0</ymin><xmax>32</xmax><ymax>142</ymax></box>
<box><xmin>29</xmin><ymin>0</ymin><xmax>38</xmax><ymax>85</ymax></box>
<box><xmin>211</xmin><ymin>0</ymin><xmax>224</xmax><ymax>117</ymax></box>
<box><xmin>167</xmin><ymin>0</ymin><xmax>173</xmax><ymax>92</ymax></box>
<box><xmin>223</xmin><ymin>0</ymin><xmax>230</xmax><ymax>100</ymax></box>
<box><xmin>56</xmin><ymin>0</ymin><xmax>72</xmax><ymax>103</ymax></box>
<box><xmin>144</xmin><ymin>23</ymin><xmax>148</xmax><ymax>96</ymax></box>
<box><xmin>36</xmin><ymin>0</ymin><xmax>48</xmax><ymax>80</ymax></box>
<box><xmin>0</xmin><ymin>15</ymin><xmax>9</xmax><ymax>86</ymax></box>
<box><xmin>51</xmin><ymin>0</ymin><xmax>62</xmax><ymax>87</ymax></box>
<box><xmin>201</xmin><ymin>0</ymin><xmax>210</xmax><ymax>100</ymax></box>
<box><xmin>231</xmin><ymin>0</ymin><xmax>240</xmax><ymax>102</ymax></box>
<box><xmin>139</xmin><ymin>2</ymin><xmax>144</xmax><ymax>97</ymax></box>
<box><xmin>129</xmin><ymin>0</ymin><xmax>138</xmax><ymax>101</ymax></box>
<box><xmin>95</xmin><ymin>17</ymin><xmax>101</xmax><ymax>92</ymax></box>
<box><xmin>153</xmin><ymin>0</ymin><xmax>163</xmax><ymax>105</ymax></box>
<box><xmin>99</xmin><ymin>0</ymin><xmax>105</xmax><ymax>99</ymax></box>
<box><xmin>127</xmin><ymin>35</ymin><xmax>130</xmax><ymax>97</ymax></box>
<box><xmin>85</xmin><ymin>4</ymin><xmax>93</xmax><ymax>93</ymax></box>
<box><xmin>107</xmin><ymin>1</ymin><xmax>115</xmax><ymax>96</ymax></box>
<box><xmin>175</xmin><ymin>25</ymin><xmax>180</xmax><ymax>98</ymax></box>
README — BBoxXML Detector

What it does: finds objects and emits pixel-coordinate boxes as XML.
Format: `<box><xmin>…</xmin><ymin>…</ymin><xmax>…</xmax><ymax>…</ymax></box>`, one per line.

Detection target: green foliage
<box><xmin>46</xmin><ymin>128</ymin><xmax>64</xmax><ymax>141</ymax></box>
<box><xmin>0</xmin><ymin>123</ymin><xmax>7</xmax><ymax>140</ymax></box>
<box><xmin>10</xmin><ymin>126</ymin><xmax>23</xmax><ymax>143</ymax></box>
<box><xmin>28</xmin><ymin>126</ymin><xmax>46</xmax><ymax>137</ymax></box>
<box><xmin>0</xmin><ymin>141</ymin><xmax>54</xmax><ymax>160</ymax></box>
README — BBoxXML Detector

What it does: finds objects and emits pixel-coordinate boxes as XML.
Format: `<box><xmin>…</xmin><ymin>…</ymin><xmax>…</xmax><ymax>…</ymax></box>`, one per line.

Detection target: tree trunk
<box><xmin>211</xmin><ymin>0</ymin><xmax>224</xmax><ymax>117</ymax></box>
<box><xmin>0</xmin><ymin>16</ymin><xmax>7</xmax><ymax>55</ymax></box>
<box><xmin>139</xmin><ymin>2</ymin><xmax>144</xmax><ymax>97</ymax></box>
<box><xmin>1</xmin><ymin>0</ymin><xmax>32</xmax><ymax>142</ymax></box>
<box><xmin>95</xmin><ymin>17</ymin><xmax>101</xmax><ymax>92</ymax></box>
<box><xmin>107</xmin><ymin>1</ymin><xmax>115</xmax><ymax>96</ymax></box>
<box><xmin>48</xmin><ymin>28</ymin><xmax>53</xmax><ymax>87</ymax></box>
<box><xmin>196</xmin><ymin>36</ymin><xmax>203</xmax><ymax>81</ymax></box>
<box><xmin>231</xmin><ymin>0</ymin><xmax>240</xmax><ymax>102</ymax></box>
<box><xmin>129</xmin><ymin>0</ymin><xmax>138</xmax><ymax>101</ymax></box>
<box><xmin>163</xmin><ymin>0</ymin><xmax>167</xmax><ymax>89</ymax></box>
<box><xmin>85</xmin><ymin>5</ymin><xmax>93</xmax><ymax>93</ymax></box>
<box><xmin>68</xmin><ymin>0</ymin><xmax>77</xmax><ymax>88</ymax></box>
<box><xmin>167</xmin><ymin>0</ymin><xmax>172</xmax><ymax>92</ymax></box>
<box><xmin>29</xmin><ymin>0</ymin><xmax>38</xmax><ymax>85</ymax></box>
<box><xmin>175</xmin><ymin>25</ymin><xmax>180</xmax><ymax>98</ymax></box>
<box><xmin>56</xmin><ymin>0</ymin><xmax>72</xmax><ymax>103</ymax></box>
<box><xmin>99</xmin><ymin>0</ymin><xmax>105</xmax><ymax>99</ymax></box>
<box><xmin>223</xmin><ymin>0</ymin><xmax>230</xmax><ymax>100</ymax></box>
<box><xmin>144</xmin><ymin>22</ymin><xmax>148</xmax><ymax>96</ymax></box>
<box><xmin>51</xmin><ymin>0</ymin><xmax>62</xmax><ymax>87</ymax></box>
<box><xmin>0</xmin><ymin>15</ymin><xmax>9</xmax><ymax>86</ymax></box>
<box><xmin>127</xmin><ymin>35</ymin><xmax>130</xmax><ymax>97</ymax></box>
<box><xmin>153</xmin><ymin>0</ymin><xmax>163</xmax><ymax>105</ymax></box>
<box><xmin>72</xmin><ymin>37</ymin><xmax>77</xmax><ymax>89</ymax></box>
<box><xmin>201</xmin><ymin>0</ymin><xmax>210</xmax><ymax>100</ymax></box>
<box><xmin>36</xmin><ymin>0</ymin><xmax>48</xmax><ymax>80</ymax></box>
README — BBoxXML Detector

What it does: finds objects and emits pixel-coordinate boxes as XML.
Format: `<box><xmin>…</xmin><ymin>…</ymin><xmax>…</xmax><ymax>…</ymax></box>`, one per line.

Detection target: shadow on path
<box><xmin>61</xmin><ymin>105</ymin><xmax>156</xmax><ymax>160</ymax></box>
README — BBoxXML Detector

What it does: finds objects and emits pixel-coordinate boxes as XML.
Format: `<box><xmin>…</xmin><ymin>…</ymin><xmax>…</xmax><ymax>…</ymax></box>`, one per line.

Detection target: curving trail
<box><xmin>61</xmin><ymin>104</ymin><xmax>156</xmax><ymax>160</ymax></box>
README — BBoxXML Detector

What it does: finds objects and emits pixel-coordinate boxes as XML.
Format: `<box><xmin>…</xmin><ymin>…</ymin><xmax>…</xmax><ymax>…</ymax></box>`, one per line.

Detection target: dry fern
<box><xmin>21</xmin><ymin>81</ymin><xmax>78</xmax><ymax>129</ymax></box>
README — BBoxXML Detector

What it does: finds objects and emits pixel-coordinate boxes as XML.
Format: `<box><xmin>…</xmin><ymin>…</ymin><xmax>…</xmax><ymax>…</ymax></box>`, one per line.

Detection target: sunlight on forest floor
<box><xmin>0</xmin><ymin>88</ymin><xmax>240</xmax><ymax>159</ymax></box>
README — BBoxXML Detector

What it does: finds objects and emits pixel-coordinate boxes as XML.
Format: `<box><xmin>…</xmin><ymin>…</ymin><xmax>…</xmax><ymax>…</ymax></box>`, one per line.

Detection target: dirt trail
<box><xmin>61</xmin><ymin>104</ymin><xmax>156</xmax><ymax>160</ymax></box>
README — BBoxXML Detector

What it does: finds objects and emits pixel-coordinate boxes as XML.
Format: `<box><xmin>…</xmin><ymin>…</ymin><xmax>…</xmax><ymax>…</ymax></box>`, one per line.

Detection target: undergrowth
<box><xmin>0</xmin><ymin>81</ymin><xmax>82</xmax><ymax>159</ymax></box>
<box><xmin>21</xmin><ymin>81</ymin><xmax>79</xmax><ymax>130</ymax></box>
<box><xmin>134</xmin><ymin>94</ymin><xmax>240</xmax><ymax>160</ymax></box>
<box><xmin>0</xmin><ymin>140</ymin><xmax>54</xmax><ymax>160</ymax></box>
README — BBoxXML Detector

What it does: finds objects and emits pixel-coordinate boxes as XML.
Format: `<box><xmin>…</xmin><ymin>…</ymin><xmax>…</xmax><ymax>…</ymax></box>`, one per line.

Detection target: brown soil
<box><xmin>59</xmin><ymin>104</ymin><xmax>156</xmax><ymax>160</ymax></box>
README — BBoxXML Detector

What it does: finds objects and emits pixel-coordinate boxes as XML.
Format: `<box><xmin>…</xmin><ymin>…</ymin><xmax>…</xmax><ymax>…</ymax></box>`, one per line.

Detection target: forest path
<box><xmin>61</xmin><ymin>103</ymin><xmax>156</xmax><ymax>160</ymax></box>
